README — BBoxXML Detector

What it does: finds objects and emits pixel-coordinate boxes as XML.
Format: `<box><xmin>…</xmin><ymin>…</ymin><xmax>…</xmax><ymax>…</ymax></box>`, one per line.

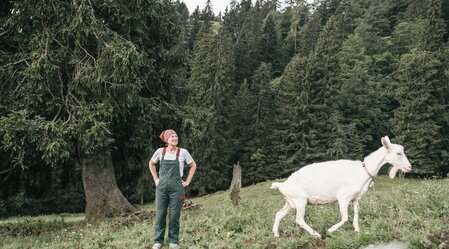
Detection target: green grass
<box><xmin>1</xmin><ymin>176</ymin><xmax>448</xmax><ymax>248</ymax></box>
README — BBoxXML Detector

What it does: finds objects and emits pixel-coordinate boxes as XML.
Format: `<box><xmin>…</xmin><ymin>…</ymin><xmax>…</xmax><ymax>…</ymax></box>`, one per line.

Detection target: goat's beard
<box><xmin>389</xmin><ymin>167</ymin><xmax>400</xmax><ymax>179</ymax></box>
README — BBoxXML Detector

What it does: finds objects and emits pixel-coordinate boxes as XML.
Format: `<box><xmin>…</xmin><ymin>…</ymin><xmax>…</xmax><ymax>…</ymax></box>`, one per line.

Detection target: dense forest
<box><xmin>1</xmin><ymin>0</ymin><xmax>448</xmax><ymax>217</ymax></box>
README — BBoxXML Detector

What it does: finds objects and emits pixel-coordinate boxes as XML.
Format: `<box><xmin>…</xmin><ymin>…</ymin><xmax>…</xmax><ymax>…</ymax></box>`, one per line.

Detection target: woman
<box><xmin>149</xmin><ymin>129</ymin><xmax>197</xmax><ymax>249</ymax></box>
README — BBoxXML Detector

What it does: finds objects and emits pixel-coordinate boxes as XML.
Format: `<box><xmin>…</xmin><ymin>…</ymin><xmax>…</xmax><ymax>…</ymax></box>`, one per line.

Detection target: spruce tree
<box><xmin>0</xmin><ymin>0</ymin><xmax>183</xmax><ymax>219</ymax></box>
<box><xmin>185</xmin><ymin>26</ymin><xmax>236</xmax><ymax>194</ymax></box>
<box><xmin>223</xmin><ymin>1</ymin><xmax>240</xmax><ymax>40</ymax></box>
<box><xmin>175</xmin><ymin>0</ymin><xmax>189</xmax><ymax>25</ymax></box>
<box><xmin>305</xmin><ymin>1</ymin><xmax>380</xmax><ymax>160</ymax></box>
<box><xmin>272</xmin><ymin>55</ymin><xmax>312</xmax><ymax>175</ymax></box>
<box><xmin>304</xmin><ymin>15</ymin><xmax>344</xmax><ymax>162</ymax></box>
<box><xmin>230</xmin><ymin>79</ymin><xmax>252</xmax><ymax>171</ymax></box>
<box><xmin>285</xmin><ymin>0</ymin><xmax>309</xmax><ymax>55</ymax></box>
<box><xmin>245</xmin><ymin>63</ymin><xmax>275</xmax><ymax>183</ymax></box>
<box><xmin>201</xmin><ymin>0</ymin><xmax>215</xmax><ymax>30</ymax></box>
<box><xmin>334</xmin><ymin>34</ymin><xmax>383</xmax><ymax>158</ymax></box>
<box><xmin>187</xmin><ymin>6</ymin><xmax>201</xmax><ymax>51</ymax></box>
<box><xmin>296</xmin><ymin>12</ymin><xmax>322</xmax><ymax>56</ymax></box>
<box><xmin>391</xmin><ymin>0</ymin><xmax>449</xmax><ymax>175</ymax></box>
<box><xmin>234</xmin><ymin>4</ymin><xmax>262</xmax><ymax>83</ymax></box>
<box><xmin>353</xmin><ymin>1</ymin><xmax>404</xmax><ymax>153</ymax></box>
<box><xmin>259</xmin><ymin>14</ymin><xmax>282</xmax><ymax>76</ymax></box>
<box><xmin>391</xmin><ymin>50</ymin><xmax>443</xmax><ymax>174</ymax></box>
<box><xmin>424</xmin><ymin>0</ymin><xmax>446</xmax><ymax>50</ymax></box>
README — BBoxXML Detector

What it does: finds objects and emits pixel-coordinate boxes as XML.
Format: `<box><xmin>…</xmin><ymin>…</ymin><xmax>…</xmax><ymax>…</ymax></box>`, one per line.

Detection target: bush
<box><xmin>2</xmin><ymin>188</ymin><xmax>85</xmax><ymax>217</ymax></box>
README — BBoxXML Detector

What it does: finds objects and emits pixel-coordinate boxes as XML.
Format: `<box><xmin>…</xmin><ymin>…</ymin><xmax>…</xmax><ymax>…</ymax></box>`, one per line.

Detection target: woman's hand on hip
<box><xmin>155</xmin><ymin>179</ymin><xmax>159</xmax><ymax>186</ymax></box>
<box><xmin>182</xmin><ymin>180</ymin><xmax>190</xmax><ymax>187</ymax></box>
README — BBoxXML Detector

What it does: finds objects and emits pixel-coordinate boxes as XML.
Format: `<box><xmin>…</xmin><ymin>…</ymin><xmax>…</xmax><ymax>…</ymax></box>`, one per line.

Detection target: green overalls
<box><xmin>154</xmin><ymin>147</ymin><xmax>185</xmax><ymax>245</ymax></box>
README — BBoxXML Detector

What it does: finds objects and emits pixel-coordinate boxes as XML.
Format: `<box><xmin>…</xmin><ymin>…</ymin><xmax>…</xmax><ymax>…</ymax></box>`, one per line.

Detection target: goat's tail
<box><xmin>270</xmin><ymin>182</ymin><xmax>282</xmax><ymax>190</ymax></box>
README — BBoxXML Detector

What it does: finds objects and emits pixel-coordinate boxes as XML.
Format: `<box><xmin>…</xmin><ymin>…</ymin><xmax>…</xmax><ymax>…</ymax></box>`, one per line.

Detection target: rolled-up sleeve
<box><xmin>184</xmin><ymin>150</ymin><xmax>194</xmax><ymax>165</ymax></box>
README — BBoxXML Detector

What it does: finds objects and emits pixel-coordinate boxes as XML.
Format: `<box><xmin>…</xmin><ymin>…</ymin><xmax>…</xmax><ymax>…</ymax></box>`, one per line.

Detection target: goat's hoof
<box><xmin>273</xmin><ymin>232</ymin><xmax>280</xmax><ymax>238</ymax></box>
<box><xmin>313</xmin><ymin>233</ymin><xmax>322</xmax><ymax>240</ymax></box>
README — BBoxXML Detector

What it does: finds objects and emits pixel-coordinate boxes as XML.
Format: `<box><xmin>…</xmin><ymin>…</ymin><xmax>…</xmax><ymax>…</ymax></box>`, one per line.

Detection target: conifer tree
<box><xmin>234</xmin><ymin>0</ymin><xmax>280</xmax><ymax>83</ymax></box>
<box><xmin>185</xmin><ymin>26</ymin><xmax>236</xmax><ymax>194</ymax></box>
<box><xmin>424</xmin><ymin>0</ymin><xmax>446</xmax><ymax>50</ymax></box>
<box><xmin>304</xmin><ymin>15</ymin><xmax>344</xmax><ymax>162</ymax></box>
<box><xmin>217</xmin><ymin>11</ymin><xmax>222</xmax><ymax>21</ymax></box>
<box><xmin>0</xmin><ymin>0</ymin><xmax>183</xmax><ymax>220</ymax></box>
<box><xmin>296</xmin><ymin>13</ymin><xmax>322</xmax><ymax>56</ymax></box>
<box><xmin>259</xmin><ymin>14</ymin><xmax>282</xmax><ymax>76</ymax></box>
<box><xmin>352</xmin><ymin>2</ymin><xmax>403</xmax><ymax>153</ymax></box>
<box><xmin>314</xmin><ymin>0</ymin><xmax>341</xmax><ymax>24</ymax></box>
<box><xmin>223</xmin><ymin>1</ymin><xmax>240</xmax><ymax>40</ymax></box>
<box><xmin>175</xmin><ymin>0</ymin><xmax>189</xmax><ymax>25</ymax></box>
<box><xmin>240</xmin><ymin>0</ymin><xmax>253</xmax><ymax>15</ymax></box>
<box><xmin>285</xmin><ymin>0</ymin><xmax>309</xmax><ymax>55</ymax></box>
<box><xmin>357</xmin><ymin>4</ymin><xmax>396</xmax><ymax>56</ymax></box>
<box><xmin>272</xmin><ymin>55</ymin><xmax>312</xmax><ymax>175</ymax></box>
<box><xmin>334</xmin><ymin>34</ymin><xmax>383</xmax><ymax>158</ymax></box>
<box><xmin>201</xmin><ymin>0</ymin><xmax>215</xmax><ymax>30</ymax></box>
<box><xmin>245</xmin><ymin>63</ymin><xmax>275</xmax><ymax>183</ymax></box>
<box><xmin>229</xmin><ymin>79</ymin><xmax>252</xmax><ymax>170</ymax></box>
<box><xmin>391</xmin><ymin>50</ymin><xmax>444</xmax><ymax>174</ymax></box>
<box><xmin>187</xmin><ymin>7</ymin><xmax>201</xmax><ymax>51</ymax></box>
<box><xmin>234</xmin><ymin>7</ymin><xmax>262</xmax><ymax>83</ymax></box>
<box><xmin>391</xmin><ymin>0</ymin><xmax>449</xmax><ymax>175</ymax></box>
<box><xmin>305</xmin><ymin>1</ymin><xmax>373</xmax><ymax>161</ymax></box>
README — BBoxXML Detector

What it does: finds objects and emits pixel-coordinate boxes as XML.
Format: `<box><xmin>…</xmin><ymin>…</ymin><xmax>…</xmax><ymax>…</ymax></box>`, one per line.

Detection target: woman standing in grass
<box><xmin>149</xmin><ymin>129</ymin><xmax>197</xmax><ymax>249</ymax></box>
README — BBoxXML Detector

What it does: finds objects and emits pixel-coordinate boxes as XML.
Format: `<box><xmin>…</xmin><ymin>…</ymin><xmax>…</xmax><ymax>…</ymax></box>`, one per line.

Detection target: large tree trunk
<box><xmin>81</xmin><ymin>157</ymin><xmax>137</xmax><ymax>222</ymax></box>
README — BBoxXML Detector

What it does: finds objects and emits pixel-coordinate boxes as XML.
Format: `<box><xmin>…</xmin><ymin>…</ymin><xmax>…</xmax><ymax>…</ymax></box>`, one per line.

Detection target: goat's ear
<box><xmin>381</xmin><ymin>136</ymin><xmax>391</xmax><ymax>149</ymax></box>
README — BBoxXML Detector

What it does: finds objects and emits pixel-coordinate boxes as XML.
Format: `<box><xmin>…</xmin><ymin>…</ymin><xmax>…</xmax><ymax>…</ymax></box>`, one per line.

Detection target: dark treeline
<box><xmin>1</xmin><ymin>0</ymin><xmax>448</xmax><ymax>217</ymax></box>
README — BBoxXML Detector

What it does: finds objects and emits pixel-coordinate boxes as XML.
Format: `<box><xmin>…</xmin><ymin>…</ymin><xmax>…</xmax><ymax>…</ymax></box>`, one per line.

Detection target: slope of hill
<box><xmin>1</xmin><ymin>176</ymin><xmax>448</xmax><ymax>248</ymax></box>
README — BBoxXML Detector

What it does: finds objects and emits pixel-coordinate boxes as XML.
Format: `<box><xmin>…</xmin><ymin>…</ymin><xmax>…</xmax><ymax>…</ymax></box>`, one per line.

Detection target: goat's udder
<box><xmin>307</xmin><ymin>198</ymin><xmax>336</xmax><ymax>205</ymax></box>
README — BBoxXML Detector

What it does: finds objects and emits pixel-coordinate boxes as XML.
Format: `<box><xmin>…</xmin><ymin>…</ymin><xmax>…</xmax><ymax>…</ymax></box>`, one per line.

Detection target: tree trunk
<box><xmin>229</xmin><ymin>163</ymin><xmax>242</xmax><ymax>205</ymax></box>
<box><xmin>81</xmin><ymin>157</ymin><xmax>137</xmax><ymax>222</ymax></box>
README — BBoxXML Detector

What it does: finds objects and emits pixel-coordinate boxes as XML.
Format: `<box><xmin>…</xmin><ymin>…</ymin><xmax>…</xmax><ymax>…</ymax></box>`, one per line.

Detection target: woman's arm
<box><xmin>149</xmin><ymin>160</ymin><xmax>159</xmax><ymax>186</ymax></box>
<box><xmin>182</xmin><ymin>161</ymin><xmax>197</xmax><ymax>187</ymax></box>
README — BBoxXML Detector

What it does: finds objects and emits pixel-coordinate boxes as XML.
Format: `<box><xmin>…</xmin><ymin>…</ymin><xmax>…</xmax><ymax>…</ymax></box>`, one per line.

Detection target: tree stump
<box><xmin>229</xmin><ymin>163</ymin><xmax>242</xmax><ymax>205</ymax></box>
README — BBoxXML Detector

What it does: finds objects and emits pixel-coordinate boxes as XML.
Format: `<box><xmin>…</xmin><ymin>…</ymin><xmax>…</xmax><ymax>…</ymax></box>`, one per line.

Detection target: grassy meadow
<box><xmin>1</xmin><ymin>176</ymin><xmax>448</xmax><ymax>249</ymax></box>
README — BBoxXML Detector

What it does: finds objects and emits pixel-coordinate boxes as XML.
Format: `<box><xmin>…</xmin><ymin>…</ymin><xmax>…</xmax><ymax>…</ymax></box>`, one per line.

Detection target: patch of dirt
<box><xmin>111</xmin><ymin>201</ymin><xmax>201</xmax><ymax>228</ymax></box>
<box><xmin>244</xmin><ymin>237</ymin><xmax>256</xmax><ymax>245</ymax></box>
<box><xmin>428</xmin><ymin>233</ymin><xmax>449</xmax><ymax>247</ymax></box>
<box><xmin>111</xmin><ymin>209</ymin><xmax>156</xmax><ymax>227</ymax></box>
<box><xmin>182</xmin><ymin>200</ymin><xmax>202</xmax><ymax>211</ymax></box>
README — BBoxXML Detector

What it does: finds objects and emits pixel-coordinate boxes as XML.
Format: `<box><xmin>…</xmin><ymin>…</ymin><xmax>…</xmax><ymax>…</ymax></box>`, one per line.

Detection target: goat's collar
<box><xmin>362</xmin><ymin>162</ymin><xmax>376</xmax><ymax>179</ymax></box>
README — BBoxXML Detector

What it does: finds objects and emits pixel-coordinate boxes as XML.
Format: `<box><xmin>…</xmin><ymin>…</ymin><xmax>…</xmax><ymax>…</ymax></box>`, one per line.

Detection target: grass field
<box><xmin>1</xmin><ymin>176</ymin><xmax>448</xmax><ymax>249</ymax></box>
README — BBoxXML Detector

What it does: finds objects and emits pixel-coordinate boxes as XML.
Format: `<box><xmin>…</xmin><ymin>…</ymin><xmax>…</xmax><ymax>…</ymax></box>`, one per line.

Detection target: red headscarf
<box><xmin>159</xmin><ymin>129</ymin><xmax>177</xmax><ymax>143</ymax></box>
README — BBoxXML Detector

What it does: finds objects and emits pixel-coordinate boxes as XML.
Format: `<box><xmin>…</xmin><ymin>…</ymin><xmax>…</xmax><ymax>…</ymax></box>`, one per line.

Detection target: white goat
<box><xmin>271</xmin><ymin>136</ymin><xmax>412</xmax><ymax>239</ymax></box>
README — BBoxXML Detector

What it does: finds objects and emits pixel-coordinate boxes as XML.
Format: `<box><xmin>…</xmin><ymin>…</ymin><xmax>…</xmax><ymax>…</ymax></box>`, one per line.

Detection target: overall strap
<box><xmin>161</xmin><ymin>147</ymin><xmax>181</xmax><ymax>161</ymax></box>
<box><xmin>176</xmin><ymin>147</ymin><xmax>181</xmax><ymax>160</ymax></box>
<box><xmin>161</xmin><ymin>147</ymin><xmax>166</xmax><ymax>161</ymax></box>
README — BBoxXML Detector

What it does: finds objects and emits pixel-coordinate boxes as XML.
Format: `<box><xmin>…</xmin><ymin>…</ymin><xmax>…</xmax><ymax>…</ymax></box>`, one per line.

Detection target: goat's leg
<box><xmin>353</xmin><ymin>200</ymin><xmax>360</xmax><ymax>232</ymax></box>
<box><xmin>328</xmin><ymin>200</ymin><xmax>349</xmax><ymax>234</ymax></box>
<box><xmin>294</xmin><ymin>200</ymin><xmax>321</xmax><ymax>239</ymax></box>
<box><xmin>272</xmin><ymin>201</ymin><xmax>292</xmax><ymax>237</ymax></box>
